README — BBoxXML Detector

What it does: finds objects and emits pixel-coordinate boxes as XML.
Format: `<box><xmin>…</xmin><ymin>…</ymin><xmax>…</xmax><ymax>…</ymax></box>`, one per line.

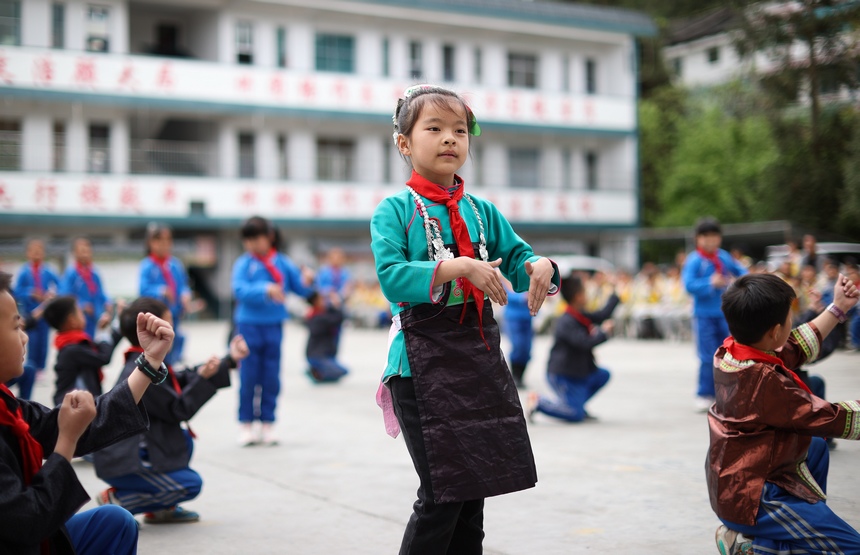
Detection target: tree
<box><xmin>733</xmin><ymin>0</ymin><xmax>860</xmax><ymax>144</ymax></box>
<box><xmin>638</xmin><ymin>86</ymin><xmax>686</xmax><ymax>226</ymax></box>
<box><xmin>656</xmin><ymin>103</ymin><xmax>779</xmax><ymax>227</ymax></box>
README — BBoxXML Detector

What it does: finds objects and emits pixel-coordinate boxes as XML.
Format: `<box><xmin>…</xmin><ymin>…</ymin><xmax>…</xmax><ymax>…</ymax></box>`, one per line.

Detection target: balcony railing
<box><xmin>130</xmin><ymin>139</ymin><xmax>217</xmax><ymax>177</ymax></box>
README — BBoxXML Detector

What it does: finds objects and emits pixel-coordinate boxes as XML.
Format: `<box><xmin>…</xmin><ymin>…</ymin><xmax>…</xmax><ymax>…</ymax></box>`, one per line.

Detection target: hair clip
<box><xmin>466</xmin><ymin>105</ymin><xmax>482</xmax><ymax>137</ymax></box>
<box><xmin>403</xmin><ymin>84</ymin><xmax>432</xmax><ymax>98</ymax></box>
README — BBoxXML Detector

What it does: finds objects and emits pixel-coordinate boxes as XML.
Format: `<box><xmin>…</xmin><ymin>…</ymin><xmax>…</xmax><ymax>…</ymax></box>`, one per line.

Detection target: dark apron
<box><xmin>400</xmin><ymin>300</ymin><xmax>538</xmax><ymax>504</ymax></box>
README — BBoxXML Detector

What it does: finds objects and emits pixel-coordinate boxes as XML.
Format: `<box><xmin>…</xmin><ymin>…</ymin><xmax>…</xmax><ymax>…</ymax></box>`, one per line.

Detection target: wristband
<box><xmin>826</xmin><ymin>303</ymin><xmax>847</xmax><ymax>324</ymax></box>
<box><xmin>135</xmin><ymin>353</ymin><xmax>169</xmax><ymax>385</ymax></box>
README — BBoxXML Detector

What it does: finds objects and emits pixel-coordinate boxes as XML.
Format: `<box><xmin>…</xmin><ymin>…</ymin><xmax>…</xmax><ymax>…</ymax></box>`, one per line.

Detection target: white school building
<box><xmin>0</xmin><ymin>0</ymin><xmax>653</xmax><ymax>313</ymax></box>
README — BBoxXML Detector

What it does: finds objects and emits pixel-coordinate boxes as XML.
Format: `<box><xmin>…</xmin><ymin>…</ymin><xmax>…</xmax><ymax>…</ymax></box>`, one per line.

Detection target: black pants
<box><xmin>389</xmin><ymin>376</ymin><xmax>485</xmax><ymax>555</ymax></box>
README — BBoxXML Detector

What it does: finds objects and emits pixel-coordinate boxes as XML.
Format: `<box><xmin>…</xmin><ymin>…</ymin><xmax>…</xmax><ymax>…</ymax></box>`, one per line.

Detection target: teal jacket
<box><xmin>370</xmin><ymin>187</ymin><xmax>559</xmax><ymax>380</ymax></box>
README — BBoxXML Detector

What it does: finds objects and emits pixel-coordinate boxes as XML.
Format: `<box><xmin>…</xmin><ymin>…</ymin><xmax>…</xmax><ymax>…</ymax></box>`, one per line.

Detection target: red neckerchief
<box><xmin>125</xmin><ymin>346</ymin><xmax>196</xmax><ymax>438</ymax></box>
<box><xmin>697</xmin><ymin>248</ymin><xmax>724</xmax><ymax>275</ymax></box>
<box><xmin>722</xmin><ymin>336</ymin><xmax>812</xmax><ymax>394</ymax></box>
<box><xmin>57</xmin><ymin>330</ymin><xmax>104</xmax><ymax>383</ymax></box>
<box><xmin>407</xmin><ymin>170</ymin><xmax>487</xmax><ymax>347</ymax></box>
<box><xmin>0</xmin><ymin>384</ymin><xmax>44</xmax><ymax>483</ymax></box>
<box><xmin>149</xmin><ymin>255</ymin><xmax>177</xmax><ymax>302</ymax></box>
<box><xmin>252</xmin><ymin>249</ymin><xmax>284</xmax><ymax>286</ymax></box>
<box><xmin>306</xmin><ymin>306</ymin><xmax>324</xmax><ymax>320</ymax></box>
<box><xmin>565</xmin><ymin>305</ymin><xmax>595</xmax><ymax>333</ymax></box>
<box><xmin>76</xmin><ymin>262</ymin><xmax>98</xmax><ymax>296</ymax></box>
<box><xmin>54</xmin><ymin>330</ymin><xmax>92</xmax><ymax>350</ymax></box>
<box><xmin>31</xmin><ymin>261</ymin><xmax>42</xmax><ymax>292</ymax></box>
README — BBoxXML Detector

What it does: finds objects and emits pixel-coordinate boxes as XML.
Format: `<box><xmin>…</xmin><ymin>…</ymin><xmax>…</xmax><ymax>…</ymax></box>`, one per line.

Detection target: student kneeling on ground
<box><xmin>93</xmin><ymin>297</ymin><xmax>249</xmax><ymax>524</ymax></box>
<box><xmin>0</xmin><ymin>271</ymin><xmax>174</xmax><ymax>554</ymax></box>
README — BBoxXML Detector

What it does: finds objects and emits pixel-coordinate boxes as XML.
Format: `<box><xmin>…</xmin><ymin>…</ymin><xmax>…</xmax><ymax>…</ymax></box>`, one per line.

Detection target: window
<box><xmin>276</xmin><ymin>27</ymin><xmax>287</xmax><ymax>68</ymax></box>
<box><xmin>317</xmin><ymin>138</ymin><xmax>355</xmax><ymax>181</ymax></box>
<box><xmin>508</xmin><ymin>148</ymin><xmax>540</xmax><ymax>188</ymax></box>
<box><xmin>0</xmin><ymin>1</ymin><xmax>20</xmax><ymax>46</ymax></box>
<box><xmin>585</xmin><ymin>58</ymin><xmax>596</xmax><ymax>94</ymax></box>
<box><xmin>707</xmin><ymin>46</ymin><xmax>720</xmax><ymax>64</ymax></box>
<box><xmin>562</xmin><ymin>148</ymin><xmax>572</xmax><ymax>190</ymax></box>
<box><xmin>53</xmin><ymin>122</ymin><xmax>65</xmax><ymax>172</ymax></box>
<box><xmin>409</xmin><ymin>41</ymin><xmax>423</xmax><ymax>80</ymax></box>
<box><xmin>88</xmin><ymin>124</ymin><xmax>110</xmax><ymax>173</ymax></box>
<box><xmin>471</xmin><ymin>145</ymin><xmax>483</xmax><ymax>187</ymax></box>
<box><xmin>315</xmin><ymin>33</ymin><xmax>354</xmax><ymax>73</ymax></box>
<box><xmin>473</xmin><ymin>47</ymin><xmax>482</xmax><ymax>84</ymax></box>
<box><xmin>238</xmin><ymin>133</ymin><xmax>255</xmax><ymax>178</ymax></box>
<box><xmin>0</xmin><ymin>119</ymin><xmax>20</xmax><ymax>170</ymax></box>
<box><xmin>86</xmin><ymin>5</ymin><xmax>110</xmax><ymax>52</ymax></box>
<box><xmin>277</xmin><ymin>134</ymin><xmax>288</xmax><ymax>179</ymax></box>
<box><xmin>442</xmin><ymin>44</ymin><xmax>455</xmax><ymax>82</ymax></box>
<box><xmin>382</xmin><ymin>139</ymin><xmax>391</xmax><ymax>183</ymax></box>
<box><xmin>508</xmin><ymin>53</ymin><xmax>538</xmax><ymax>89</ymax></box>
<box><xmin>585</xmin><ymin>151</ymin><xmax>598</xmax><ymax>190</ymax></box>
<box><xmin>236</xmin><ymin>21</ymin><xmax>253</xmax><ymax>65</ymax></box>
<box><xmin>52</xmin><ymin>3</ymin><xmax>64</xmax><ymax>49</ymax></box>
<box><xmin>561</xmin><ymin>55</ymin><xmax>570</xmax><ymax>92</ymax></box>
<box><xmin>381</xmin><ymin>38</ymin><xmax>390</xmax><ymax>77</ymax></box>
<box><xmin>672</xmin><ymin>57</ymin><xmax>682</xmax><ymax>77</ymax></box>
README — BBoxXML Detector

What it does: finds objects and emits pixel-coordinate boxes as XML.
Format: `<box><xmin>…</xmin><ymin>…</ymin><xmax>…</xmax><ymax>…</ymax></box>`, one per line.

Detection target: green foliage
<box><xmin>638</xmin><ymin>86</ymin><xmax>686</xmax><ymax>225</ymax></box>
<box><xmin>840</xmin><ymin>118</ymin><xmax>860</xmax><ymax>235</ymax></box>
<box><xmin>655</xmin><ymin>102</ymin><xmax>778</xmax><ymax>227</ymax></box>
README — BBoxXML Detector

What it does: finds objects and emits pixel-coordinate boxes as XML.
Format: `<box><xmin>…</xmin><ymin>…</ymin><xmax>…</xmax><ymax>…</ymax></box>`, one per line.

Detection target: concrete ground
<box><xmin>29</xmin><ymin>320</ymin><xmax>860</xmax><ymax>555</ymax></box>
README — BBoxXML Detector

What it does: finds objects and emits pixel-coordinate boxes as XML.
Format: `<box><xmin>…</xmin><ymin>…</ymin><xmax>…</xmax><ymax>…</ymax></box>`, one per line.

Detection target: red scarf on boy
<box><xmin>149</xmin><ymin>255</ymin><xmax>178</xmax><ymax>303</ymax></box>
<box><xmin>54</xmin><ymin>330</ymin><xmax>92</xmax><ymax>350</ymax></box>
<box><xmin>565</xmin><ymin>306</ymin><xmax>595</xmax><ymax>333</ymax></box>
<box><xmin>696</xmin><ymin>248</ymin><xmax>724</xmax><ymax>275</ymax></box>
<box><xmin>76</xmin><ymin>263</ymin><xmax>98</xmax><ymax>296</ymax></box>
<box><xmin>31</xmin><ymin>262</ymin><xmax>42</xmax><ymax>293</ymax></box>
<box><xmin>0</xmin><ymin>384</ymin><xmax>43</xmax><ymax>484</ymax></box>
<box><xmin>407</xmin><ymin>170</ymin><xmax>487</xmax><ymax>346</ymax></box>
<box><xmin>252</xmin><ymin>249</ymin><xmax>284</xmax><ymax>286</ymax></box>
<box><xmin>722</xmin><ymin>336</ymin><xmax>812</xmax><ymax>394</ymax></box>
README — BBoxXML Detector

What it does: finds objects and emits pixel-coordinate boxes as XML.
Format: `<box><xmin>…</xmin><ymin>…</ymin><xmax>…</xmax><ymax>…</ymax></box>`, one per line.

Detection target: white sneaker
<box><xmin>260</xmin><ymin>423</ymin><xmax>279</xmax><ymax>446</ymax></box>
<box><xmin>238</xmin><ymin>423</ymin><xmax>256</xmax><ymax>447</ymax></box>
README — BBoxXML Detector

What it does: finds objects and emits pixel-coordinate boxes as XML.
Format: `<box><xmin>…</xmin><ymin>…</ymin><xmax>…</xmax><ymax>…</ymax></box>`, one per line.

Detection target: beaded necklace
<box><xmin>406</xmin><ymin>186</ymin><xmax>489</xmax><ymax>263</ymax></box>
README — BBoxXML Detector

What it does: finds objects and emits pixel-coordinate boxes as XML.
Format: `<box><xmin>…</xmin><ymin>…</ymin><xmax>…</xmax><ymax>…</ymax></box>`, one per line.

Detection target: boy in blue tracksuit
<box><xmin>681</xmin><ymin>217</ymin><xmax>746</xmax><ymax>410</ymax></box>
<box><xmin>59</xmin><ymin>237</ymin><xmax>111</xmax><ymax>338</ymax></box>
<box><xmin>232</xmin><ymin>216</ymin><xmax>314</xmax><ymax>446</ymax></box>
<box><xmin>13</xmin><ymin>239</ymin><xmax>60</xmax><ymax>399</ymax></box>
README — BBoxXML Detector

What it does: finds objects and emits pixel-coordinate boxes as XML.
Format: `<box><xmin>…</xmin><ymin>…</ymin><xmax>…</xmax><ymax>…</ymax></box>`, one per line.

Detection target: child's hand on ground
<box><xmin>465</xmin><ymin>258</ymin><xmax>507</xmax><ymax>306</ymax></box>
<box><xmin>229</xmin><ymin>334</ymin><xmax>250</xmax><ymax>362</ymax></box>
<box><xmin>834</xmin><ymin>273</ymin><xmax>859</xmax><ymax>312</ymax></box>
<box><xmin>267</xmin><ymin>283</ymin><xmax>286</xmax><ymax>303</ymax></box>
<box><xmin>55</xmin><ymin>390</ymin><xmax>97</xmax><ymax>461</ymax></box>
<box><xmin>198</xmin><ymin>356</ymin><xmax>220</xmax><ymax>379</ymax></box>
<box><xmin>137</xmin><ymin>312</ymin><xmax>175</xmax><ymax>367</ymax></box>
<box><xmin>525</xmin><ymin>258</ymin><xmax>554</xmax><ymax>316</ymax></box>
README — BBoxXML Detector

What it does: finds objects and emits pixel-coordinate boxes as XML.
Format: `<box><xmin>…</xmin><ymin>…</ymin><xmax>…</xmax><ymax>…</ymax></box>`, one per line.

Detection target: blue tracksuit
<box><xmin>682</xmin><ymin>249</ymin><xmax>746</xmax><ymax>397</ymax></box>
<box><xmin>232</xmin><ymin>251</ymin><xmax>314</xmax><ymax>423</ymax></box>
<box><xmin>139</xmin><ymin>255</ymin><xmax>189</xmax><ymax>364</ymax></box>
<box><xmin>14</xmin><ymin>263</ymin><xmax>59</xmax><ymax>374</ymax></box>
<box><xmin>59</xmin><ymin>264</ymin><xmax>109</xmax><ymax>338</ymax></box>
<box><xmin>505</xmin><ymin>290</ymin><xmax>534</xmax><ymax>367</ymax></box>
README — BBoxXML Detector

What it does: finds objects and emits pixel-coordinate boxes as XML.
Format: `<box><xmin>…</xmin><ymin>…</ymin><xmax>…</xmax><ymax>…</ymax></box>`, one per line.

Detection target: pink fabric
<box><xmin>376</xmin><ymin>321</ymin><xmax>401</xmax><ymax>438</ymax></box>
